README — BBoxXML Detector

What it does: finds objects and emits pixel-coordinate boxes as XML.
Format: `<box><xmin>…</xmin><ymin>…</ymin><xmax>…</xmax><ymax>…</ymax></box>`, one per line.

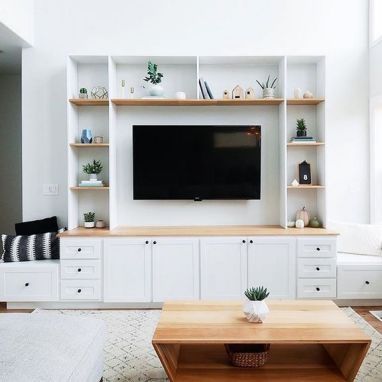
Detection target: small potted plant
<box><xmin>143</xmin><ymin>61</ymin><xmax>164</xmax><ymax>97</ymax></box>
<box><xmin>296</xmin><ymin>118</ymin><xmax>307</xmax><ymax>137</ymax></box>
<box><xmin>256</xmin><ymin>75</ymin><xmax>278</xmax><ymax>99</ymax></box>
<box><xmin>79</xmin><ymin>88</ymin><xmax>88</xmax><ymax>99</ymax></box>
<box><xmin>83</xmin><ymin>212</ymin><xmax>95</xmax><ymax>228</ymax></box>
<box><xmin>243</xmin><ymin>286</ymin><xmax>270</xmax><ymax>323</ymax></box>
<box><xmin>83</xmin><ymin>160</ymin><xmax>103</xmax><ymax>181</ymax></box>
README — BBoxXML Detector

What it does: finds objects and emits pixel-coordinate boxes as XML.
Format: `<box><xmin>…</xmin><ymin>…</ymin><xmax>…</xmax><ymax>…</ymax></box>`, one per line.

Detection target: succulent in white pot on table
<box><xmin>143</xmin><ymin>61</ymin><xmax>164</xmax><ymax>97</ymax></box>
<box><xmin>83</xmin><ymin>160</ymin><xmax>103</xmax><ymax>181</ymax></box>
<box><xmin>243</xmin><ymin>286</ymin><xmax>270</xmax><ymax>323</ymax></box>
<box><xmin>256</xmin><ymin>75</ymin><xmax>278</xmax><ymax>99</ymax></box>
<box><xmin>84</xmin><ymin>212</ymin><xmax>95</xmax><ymax>228</ymax></box>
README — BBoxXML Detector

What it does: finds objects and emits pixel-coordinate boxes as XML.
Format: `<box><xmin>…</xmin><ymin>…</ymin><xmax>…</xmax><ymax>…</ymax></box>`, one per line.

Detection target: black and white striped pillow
<box><xmin>1</xmin><ymin>232</ymin><xmax>59</xmax><ymax>262</ymax></box>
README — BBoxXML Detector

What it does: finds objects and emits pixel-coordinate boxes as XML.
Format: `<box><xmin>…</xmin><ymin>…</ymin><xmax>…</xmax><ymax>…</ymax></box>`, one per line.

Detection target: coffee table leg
<box><xmin>153</xmin><ymin>343</ymin><xmax>180</xmax><ymax>382</ymax></box>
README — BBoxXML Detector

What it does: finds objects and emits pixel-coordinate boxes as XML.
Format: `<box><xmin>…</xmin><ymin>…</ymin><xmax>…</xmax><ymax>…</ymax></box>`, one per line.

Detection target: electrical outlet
<box><xmin>43</xmin><ymin>184</ymin><xmax>59</xmax><ymax>195</ymax></box>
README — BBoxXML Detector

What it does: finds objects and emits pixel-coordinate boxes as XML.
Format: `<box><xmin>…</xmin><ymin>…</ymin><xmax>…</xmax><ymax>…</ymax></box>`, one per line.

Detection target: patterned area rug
<box><xmin>34</xmin><ymin>308</ymin><xmax>382</xmax><ymax>382</ymax></box>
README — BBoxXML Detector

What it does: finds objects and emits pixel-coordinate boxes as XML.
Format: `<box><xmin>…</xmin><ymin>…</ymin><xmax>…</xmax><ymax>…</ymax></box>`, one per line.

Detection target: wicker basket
<box><xmin>225</xmin><ymin>344</ymin><xmax>270</xmax><ymax>368</ymax></box>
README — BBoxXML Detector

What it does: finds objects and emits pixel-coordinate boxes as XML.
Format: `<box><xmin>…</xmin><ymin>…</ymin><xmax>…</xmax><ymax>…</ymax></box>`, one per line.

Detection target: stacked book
<box><xmin>290</xmin><ymin>136</ymin><xmax>317</xmax><ymax>144</ymax></box>
<box><xmin>79</xmin><ymin>180</ymin><xmax>104</xmax><ymax>187</ymax></box>
<box><xmin>199</xmin><ymin>78</ymin><xmax>214</xmax><ymax>99</ymax></box>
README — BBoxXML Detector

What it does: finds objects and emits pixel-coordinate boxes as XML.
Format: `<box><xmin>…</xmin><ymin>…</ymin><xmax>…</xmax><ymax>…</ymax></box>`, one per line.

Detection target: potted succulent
<box><xmin>79</xmin><ymin>87</ymin><xmax>88</xmax><ymax>99</ymax></box>
<box><xmin>83</xmin><ymin>212</ymin><xmax>95</xmax><ymax>228</ymax></box>
<box><xmin>83</xmin><ymin>160</ymin><xmax>103</xmax><ymax>181</ymax></box>
<box><xmin>256</xmin><ymin>75</ymin><xmax>278</xmax><ymax>99</ymax></box>
<box><xmin>243</xmin><ymin>286</ymin><xmax>270</xmax><ymax>323</ymax></box>
<box><xmin>296</xmin><ymin>118</ymin><xmax>307</xmax><ymax>137</ymax></box>
<box><xmin>143</xmin><ymin>61</ymin><xmax>164</xmax><ymax>97</ymax></box>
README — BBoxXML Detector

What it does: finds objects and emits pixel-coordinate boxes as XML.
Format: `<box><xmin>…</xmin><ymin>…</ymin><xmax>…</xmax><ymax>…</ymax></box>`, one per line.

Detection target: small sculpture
<box><xmin>291</xmin><ymin>179</ymin><xmax>299</xmax><ymax>187</ymax></box>
<box><xmin>91</xmin><ymin>86</ymin><xmax>108</xmax><ymax>100</ymax></box>
<box><xmin>245</xmin><ymin>87</ymin><xmax>256</xmax><ymax>99</ymax></box>
<box><xmin>303</xmin><ymin>90</ymin><xmax>314</xmax><ymax>99</ymax></box>
<box><xmin>81</xmin><ymin>129</ymin><xmax>92</xmax><ymax>144</ymax></box>
<box><xmin>232</xmin><ymin>85</ymin><xmax>244</xmax><ymax>100</ymax></box>
<box><xmin>294</xmin><ymin>88</ymin><xmax>302</xmax><ymax>99</ymax></box>
<box><xmin>223</xmin><ymin>90</ymin><xmax>230</xmax><ymax>99</ymax></box>
<box><xmin>309</xmin><ymin>217</ymin><xmax>322</xmax><ymax>228</ymax></box>
<box><xmin>295</xmin><ymin>219</ymin><xmax>305</xmax><ymax>229</ymax></box>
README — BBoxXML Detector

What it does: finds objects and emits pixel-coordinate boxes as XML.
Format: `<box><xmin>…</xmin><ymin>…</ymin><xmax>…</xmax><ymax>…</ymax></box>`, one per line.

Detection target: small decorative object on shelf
<box><xmin>287</xmin><ymin>220</ymin><xmax>296</xmax><ymax>228</ymax></box>
<box><xmin>175</xmin><ymin>91</ymin><xmax>186</xmax><ymax>100</ymax></box>
<box><xmin>296</xmin><ymin>206</ymin><xmax>310</xmax><ymax>226</ymax></box>
<box><xmin>299</xmin><ymin>160</ymin><xmax>312</xmax><ymax>184</ymax></box>
<box><xmin>79</xmin><ymin>88</ymin><xmax>88</xmax><ymax>99</ymax></box>
<box><xmin>204</xmin><ymin>80</ymin><xmax>214</xmax><ymax>99</ymax></box>
<box><xmin>303</xmin><ymin>90</ymin><xmax>314</xmax><ymax>99</ymax></box>
<box><xmin>293</xmin><ymin>88</ymin><xmax>302</xmax><ymax>99</ymax></box>
<box><xmin>120</xmin><ymin>80</ymin><xmax>126</xmax><ymax>98</ymax></box>
<box><xmin>296</xmin><ymin>118</ymin><xmax>307</xmax><ymax>137</ymax></box>
<box><xmin>129</xmin><ymin>87</ymin><xmax>135</xmax><ymax>99</ymax></box>
<box><xmin>91</xmin><ymin>86</ymin><xmax>108</xmax><ymax>100</ymax></box>
<box><xmin>291</xmin><ymin>179</ymin><xmax>299</xmax><ymax>187</ymax></box>
<box><xmin>198</xmin><ymin>77</ymin><xmax>209</xmax><ymax>99</ymax></box>
<box><xmin>95</xmin><ymin>219</ymin><xmax>106</xmax><ymax>228</ymax></box>
<box><xmin>243</xmin><ymin>286</ymin><xmax>270</xmax><ymax>323</ymax></box>
<box><xmin>94</xmin><ymin>136</ymin><xmax>103</xmax><ymax>144</ymax></box>
<box><xmin>225</xmin><ymin>343</ymin><xmax>270</xmax><ymax>368</ymax></box>
<box><xmin>83</xmin><ymin>212</ymin><xmax>95</xmax><ymax>228</ymax></box>
<box><xmin>144</xmin><ymin>61</ymin><xmax>164</xmax><ymax>97</ymax></box>
<box><xmin>232</xmin><ymin>85</ymin><xmax>244</xmax><ymax>99</ymax></box>
<box><xmin>82</xmin><ymin>159</ymin><xmax>103</xmax><ymax>181</ymax></box>
<box><xmin>81</xmin><ymin>129</ymin><xmax>93</xmax><ymax>144</ymax></box>
<box><xmin>309</xmin><ymin>216</ymin><xmax>322</xmax><ymax>228</ymax></box>
<box><xmin>295</xmin><ymin>219</ymin><xmax>305</xmax><ymax>229</ymax></box>
<box><xmin>245</xmin><ymin>87</ymin><xmax>256</xmax><ymax>99</ymax></box>
<box><xmin>223</xmin><ymin>89</ymin><xmax>230</xmax><ymax>99</ymax></box>
<box><xmin>256</xmin><ymin>75</ymin><xmax>278</xmax><ymax>99</ymax></box>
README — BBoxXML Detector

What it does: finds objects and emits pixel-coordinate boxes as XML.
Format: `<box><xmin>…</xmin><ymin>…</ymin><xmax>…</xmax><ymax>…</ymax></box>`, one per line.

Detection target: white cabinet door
<box><xmin>104</xmin><ymin>238</ymin><xmax>151</xmax><ymax>302</ymax></box>
<box><xmin>152</xmin><ymin>238</ymin><xmax>199</xmax><ymax>302</ymax></box>
<box><xmin>248</xmin><ymin>237</ymin><xmax>296</xmax><ymax>299</ymax></box>
<box><xmin>200</xmin><ymin>237</ymin><xmax>247</xmax><ymax>299</ymax></box>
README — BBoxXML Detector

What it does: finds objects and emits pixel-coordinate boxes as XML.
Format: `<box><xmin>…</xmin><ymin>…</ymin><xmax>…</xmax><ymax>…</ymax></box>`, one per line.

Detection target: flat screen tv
<box><xmin>133</xmin><ymin>125</ymin><xmax>261</xmax><ymax>200</ymax></box>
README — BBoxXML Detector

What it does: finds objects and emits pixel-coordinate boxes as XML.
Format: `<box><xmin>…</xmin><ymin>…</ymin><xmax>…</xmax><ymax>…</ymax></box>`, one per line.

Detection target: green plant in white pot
<box><xmin>256</xmin><ymin>75</ymin><xmax>278</xmax><ymax>99</ymax></box>
<box><xmin>84</xmin><ymin>212</ymin><xmax>95</xmax><ymax>228</ymax></box>
<box><xmin>83</xmin><ymin>160</ymin><xmax>103</xmax><ymax>181</ymax></box>
<box><xmin>143</xmin><ymin>61</ymin><xmax>164</xmax><ymax>97</ymax></box>
<box><xmin>243</xmin><ymin>286</ymin><xmax>270</xmax><ymax>323</ymax></box>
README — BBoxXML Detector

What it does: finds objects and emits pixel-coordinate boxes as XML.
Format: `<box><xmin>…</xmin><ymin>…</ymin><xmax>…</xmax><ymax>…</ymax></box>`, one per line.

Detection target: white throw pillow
<box><xmin>328</xmin><ymin>221</ymin><xmax>382</xmax><ymax>256</ymax></box>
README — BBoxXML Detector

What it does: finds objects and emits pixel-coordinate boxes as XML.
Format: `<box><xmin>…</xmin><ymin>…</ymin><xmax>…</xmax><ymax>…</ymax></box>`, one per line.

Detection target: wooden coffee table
<box><xmin>152</xmin><ymin>300</ymin><xmax>371</xmax><ymax>381</ymax></box>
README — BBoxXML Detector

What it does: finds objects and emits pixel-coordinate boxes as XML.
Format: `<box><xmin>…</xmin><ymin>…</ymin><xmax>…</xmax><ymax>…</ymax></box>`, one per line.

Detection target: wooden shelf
<box><xmin>111</xmin><ymin>98</ymin><xmax>284</xmax><ymax>106</ymax></box>
<box><xmin>288</xmin><ymin>185</ymin><xmax>325</xmax><ymax>189</ymax></box>
<box><xmin>70</xmin><ymin>186</ymin><xmax>109</xmax><ymax>191</ymax></box>
<box><xmin>69</xmin><ymin>99</ymin><xmax>109</xmax><ymax>106</ymax></box>
<box><xmin>287</xmin><ymin>142</ymin><xmax>325</xmax><ymax>147</ymax></box>
<box><xmin>70</xmin><ymin>143</ymin><xmax>109</xmax><ymax>148</ymax></box>
<box><xmin>287</xmin><ymin>98</ymin><xmax>325</xmax><ymax>105</ymax></box>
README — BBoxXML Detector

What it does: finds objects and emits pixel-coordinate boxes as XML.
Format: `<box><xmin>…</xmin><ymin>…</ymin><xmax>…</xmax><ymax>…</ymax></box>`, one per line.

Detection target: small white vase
<box><xmin>89</xmin><ymin>174</ymin><xmax>97</xmax><ymax>181</ymax></box>
<box><xmin>243</xmin><ymin>300</ymin><xmax>270</xmax><ymax>323</ymax></box>
<box><xmin>263</xmin><ymin>88</ymin><xmax>275</xmax><ymax>99</ymax></box>
<box><xmin>294</xmin><ymin>88</ymin><xmax>303</xmax><ymax>99</ymax></box>
<box><xmin>84</xmin><ymin>221</ymin><xmax>95</xmax><ymax>228</ymax></box>
<box><xmin>149</xmin><ymin>84</ymin><xmax>164</xmax><ymax>97</ymax></box>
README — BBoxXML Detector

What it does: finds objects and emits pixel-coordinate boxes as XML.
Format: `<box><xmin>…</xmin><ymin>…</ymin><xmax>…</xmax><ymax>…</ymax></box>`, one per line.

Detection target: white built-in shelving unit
<box><xmin>67</xmin><ymin>55</ymin><xmax>326</xmax><ymax>230</ymax></box>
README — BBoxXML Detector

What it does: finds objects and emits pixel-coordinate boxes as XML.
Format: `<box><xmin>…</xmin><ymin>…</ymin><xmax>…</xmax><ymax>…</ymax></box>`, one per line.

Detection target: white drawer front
<box><xmin>61</xmin><ymin>280</ymin><xmax>101</xmax><ymax>300</ymax></box>
<box><xmin>298</xmin><ymin>258</ymin><xmax>336</xmax><ymax>278</ymax></box>
<box><xmin>61</xmin><ymin>260</ymin><xmax>101</xmax><ymax>280</ymax></box>
<box><xmin>60</xmin><ymin>239</ymin><xmax>101</xmax><ymax>259</ymax></box>
<box><xmin>297</xmin><ymin>238</ymin><xmax>336</xmax><ymax>258</ymax></box>
<box><xmin>297</xmin><ymin>278</ymin><xmax>336</xmax><ymax>298</ymax></box>
<box><xmin>0</xmin><ymin>270</ymin><xmax>58</xmax><ymax>301</ymax></box>
<box><xmin>337</xmin><ymin>267</ymin><xmax>382</xmax><ymax>299</ymax></box>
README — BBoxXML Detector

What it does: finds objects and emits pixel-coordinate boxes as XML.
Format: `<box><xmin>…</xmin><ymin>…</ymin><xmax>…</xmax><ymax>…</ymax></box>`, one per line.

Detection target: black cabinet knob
<box><xmin>316</xmin><ymin>287</ymin><xmax>320</xmax><ymax>291</ymax></box>
<box><xmin>316</xmin><ymin>267</ymin><xmax>320</xmax><ymax>271</ymax></box>
<box><xmin>145</xmin><ymin>240</ymin><xmax>149</xmax><ymax>244</ymax></box>
<box><xmin>365</xmin><ymin>281</ymin><xmax>370</xmax><ymax>285</ymax></box>
<box><xmin>242</xmin><ymin>240</ymin><xmax>246</xmax><ymax>244</ymax></box>
<box><xmin>77</xmin><ymin>289</ymin><xmax>82</xmax><ymax>293</ymax></box>
<box><xmin>77</xmin><ymin>268</ymin><xmax>82</xmax><ymax>272</ymax></box>
<box><xmin>77</xmin><ymin>248</ymin><xmax>82</xmax><ymax>252</ymax></box>
<box><xmin>25</xmin><ymin>282</ymin><xmax>29</xmax><ymax>287</ymax></box>
<box><xmin>316</xmin><ymin>247</ymin><xmax>321</xmax><ymax>251</ymax></box>
<box><xmin>249</xmin><ymin>240</ymin><xmax>253</xmax><ymax>244</ymax></box>
<box><xmin>153</xmin><ymin>241</ymin><xmax>157</xmax><ymax>245</ymax></box>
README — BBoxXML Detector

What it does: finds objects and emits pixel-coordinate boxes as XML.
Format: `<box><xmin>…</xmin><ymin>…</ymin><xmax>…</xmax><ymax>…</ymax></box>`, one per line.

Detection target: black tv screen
<box><xmin>133</xmin><ymin>125</ymin><xmax>261</xmax><ymax>200</ymax></box>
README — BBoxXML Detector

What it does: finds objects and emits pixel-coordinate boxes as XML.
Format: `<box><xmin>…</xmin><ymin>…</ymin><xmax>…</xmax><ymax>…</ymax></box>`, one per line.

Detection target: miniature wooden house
<box><xmin>223</xmin><ymin>89</ymin><xmax>230</xmax><ymax>99</ymax></box>
<box><xmin>245</xmin><ymin>87</ymin><xmax>256</xmax><ymax>99</ymax></box>
<box><xmin>232</xmin><ymin>85</ymin><xmax>244</xmax><ymax>99</ymax></box>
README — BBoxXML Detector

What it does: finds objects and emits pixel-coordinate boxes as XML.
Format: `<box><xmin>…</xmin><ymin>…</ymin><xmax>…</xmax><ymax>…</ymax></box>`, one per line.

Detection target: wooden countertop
<box><xmin>58</xmin><ymin>225</ymin><xmax>338</xmax><ymax>237</ymax></box>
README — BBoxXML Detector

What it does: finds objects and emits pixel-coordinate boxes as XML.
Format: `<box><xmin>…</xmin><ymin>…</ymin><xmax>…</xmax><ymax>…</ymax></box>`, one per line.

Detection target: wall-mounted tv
<box><xmin>133</xmin><ymin>125</ymin><xmax>261</xmax><ymax>200</ymax></box>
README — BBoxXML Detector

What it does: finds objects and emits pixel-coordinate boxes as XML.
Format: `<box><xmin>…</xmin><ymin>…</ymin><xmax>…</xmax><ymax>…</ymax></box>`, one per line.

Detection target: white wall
<box><xmin>370</xmin><ymin>40</ymin><xmax>382</xmax><ymax>97</ymax></box>
<box><xmin>0</xmin><ymin>75</ymin><xmax>22</xmax><ymax>233</ymax></box>
<box><xmin>0</xmin><ymin>0</ymin><xmax>34</xmax><ymax>45</ymax></box>
<box><xmin>23</xmin><ymin>0</ymin><xmax>369</xmax><ymax>226</ymax></box>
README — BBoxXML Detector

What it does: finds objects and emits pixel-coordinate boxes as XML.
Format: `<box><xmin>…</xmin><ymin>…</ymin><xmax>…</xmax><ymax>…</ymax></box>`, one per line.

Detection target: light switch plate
<box><xmin>43</xmin><ymin>184</ymin><xmax>59</xmax><ymax>195</ymax></box>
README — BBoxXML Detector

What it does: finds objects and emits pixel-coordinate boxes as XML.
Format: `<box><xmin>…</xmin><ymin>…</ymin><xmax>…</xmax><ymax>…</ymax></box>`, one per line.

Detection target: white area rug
<box><xmin>34</xmin><ymin>308</ymin><xmax>382</xmax><ymax>382</ymax></box>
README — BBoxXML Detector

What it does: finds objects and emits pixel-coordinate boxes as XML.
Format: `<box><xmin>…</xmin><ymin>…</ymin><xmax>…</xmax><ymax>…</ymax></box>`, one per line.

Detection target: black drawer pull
<box><xmin>153</xmin><ymin>241</ymin><xmax>157</xmax><ymax>245</ymax></box>
<box><xmin>77</xmin><ymin>248</ymin><xmax>82</xmax><ymax>252</ymax></box>
<box><xmin>145</xmin><ymin>240</ymin><xmax>149</xmax><ymax>244</ymax></box>
<box><xmin>25</xmin><ymin>282</ymin><xmax>29</xmax><ymax>287</ymax></box>
<box><xmin>365</xmin><ymin>281</ymin><xmax>370</xmax><ymax>285</ymax></box>
<box><xmin>77</xmin><ymin>289</ymin><xmax>82</xmax><ymax>293</ymax></box>
<box><xmin>316</xmin><ymin>247</ymin><xmax>321</xmax><ymax>251</ymax></box>
<box><xmin>316</xmin><ymin>287</ymin><xmax>320</xmax><ymax>292</ymax></box>
<box><xmin>77</xmin><ymin>268</ymin><xmax>82</xmax><ymax>272</ymax></box>
<box><xmin>316</xmin><ymin>267</ymin><xmax>320</xmax><ymax>271</ymax></box>
<box><xmin>242</xmin><ymin>240</ymin><xmax>246</xmax><ymax>244</ymax></box>
<box><xmin>249</xmin><ymin>240</ymin><xmax>253</xmax><ymax>244</ymax></box>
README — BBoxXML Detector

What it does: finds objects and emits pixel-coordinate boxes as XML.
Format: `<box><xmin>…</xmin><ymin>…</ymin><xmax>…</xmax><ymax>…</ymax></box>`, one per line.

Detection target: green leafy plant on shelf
<box><xmin>143</xmin><ymin>61</ymin><xmax>164</xmax><ymax>85</ymax></box>
<box><xmin>244</xmin><ymin>286</ymin><xmax>270</xmax><ymax>301</ymax></box>
<box><xmin>296</xmin><ymin>118</ymin><xmax>307</xmax><ymax>137</ymax></box>
<box><xmin>83</xmin><ymin>212</ymin><xmax>95</xmax><ymax>223</ymax></box>
<box><xmin>82</xmin><ymin>160</ymin><xmax>103</xmax><ymax>175</ymax></box>
<box><xmin>79</xmin><ymin>88</ymin><xmax>87</xmax><ymax>94</ymax></box>
<box><xmin>256</xmin><ymin>75</ymin><xmax>278</xmax><ymax>90</ymax></box>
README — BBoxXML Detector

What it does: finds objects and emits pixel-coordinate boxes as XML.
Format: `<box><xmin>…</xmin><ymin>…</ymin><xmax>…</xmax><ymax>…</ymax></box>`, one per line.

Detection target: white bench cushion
<box><xmin>337</xmin><ymin>252</ymin><xmax>382</xmax><ymax>265</ymax></box>
<box><xmin>0</xmin><ymin>313</ymin><xmax>105</xmax><ymax>382</ymax></box>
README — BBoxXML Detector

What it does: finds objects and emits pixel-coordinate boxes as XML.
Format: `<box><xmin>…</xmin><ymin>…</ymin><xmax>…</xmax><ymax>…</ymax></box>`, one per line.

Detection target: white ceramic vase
<box><xmin>84</xmin><ymin>221</ymin><xmax>95</xmax><ymax>228</ymax></box>
<box><xmin>149</xmin><ymin>84</ymin><xmax>164</xmax><ymax>97</ymax></box>
<box><xmin>90</xmin><ymin>173</ymin><xmax>97</xmax><ymax>181</ymax></box>
<box><xmin>263</xmin><ymin>88</ymin><xmax>275</xmax><ymax>99</ymax></box>
<box><xmin>294</xmin><ymin>88</ymin><xmax>303</xmax><ymax>99</ymax></box>
<box><xmin>243</xmin><ymin>300</ymin><xmax>270</xmax><ymax>323</ymax></box>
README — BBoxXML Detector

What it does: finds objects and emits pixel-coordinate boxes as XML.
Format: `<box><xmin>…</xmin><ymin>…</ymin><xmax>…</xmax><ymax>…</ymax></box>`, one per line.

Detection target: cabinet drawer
<box><xmin>61</xmin><ymin>260</ymin><xmax>101</xmax><ymax>280</ymax></box>
<box><xmin>0</xmin><ymin>267</ymin><xmax>58</xmax><ymax>301</ymax></box>
<box><xmin>60</xmin><ymin>239</ymin><xmax>101</xmax><ymax>259</ymax></box>
<box><xmin>61</xmin><ymin>280</ymin><xmax>101</xmax><ymax>300</ymax></box>
<box><xmin>297</xmin><ymin>278</ymin><xmax>336</xmax><ymax>298</ymax></box>
<box><xmin>297</xmin><ymin>238</ymin><xmax>336</xmax><ymax>258</ymax></box>
<box><xmin>298</xmin><ymin>258</ymin><xmax>336</xmax><ymax>278</ymax></box>
<box><xmin>337</xmin><ymin>267</ymin><xmax>382</xmax><ymax>299</ymax></box>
